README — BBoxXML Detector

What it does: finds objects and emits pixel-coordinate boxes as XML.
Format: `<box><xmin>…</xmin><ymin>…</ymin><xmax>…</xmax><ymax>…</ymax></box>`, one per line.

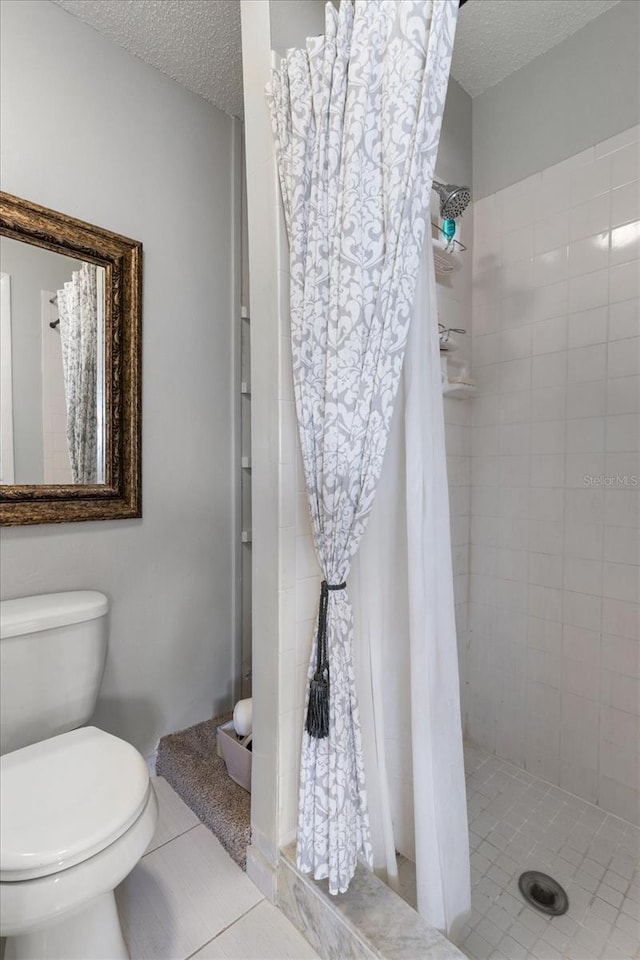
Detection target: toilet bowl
<box><xmin>0</xmin><ymin>727</ymin><xmax>158</xmax><ymax>960</ymax></box>
<box><xmin>0</xmin><ymin>593</ymin><xmax>158</xmax><ymax>959</ymax></box>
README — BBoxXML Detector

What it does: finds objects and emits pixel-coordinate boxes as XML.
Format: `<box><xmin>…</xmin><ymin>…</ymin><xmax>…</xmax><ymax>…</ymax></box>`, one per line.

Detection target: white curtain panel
<box><xmin>269</xmin><ymin>0</ymin><xmax>458</xmax><ymax>895</ymax></box>
<box><xmin>405</xmin><ymin>238</ymin><xmax>471</xmax><ymax>935</ymax></box>
<box><xmin>58</xmin><ymin>261</ymin><xmax>98</xmax><ymax>484</ymax></box>
<box><xmin>352</xmin><ymin>238</ymin><xmax>471</xmax><ymax>935</ymax></box>
<box><xmin>349</xmin><ymin>397</ymin><xmax>409</xmax><ymax>893</ymax></box>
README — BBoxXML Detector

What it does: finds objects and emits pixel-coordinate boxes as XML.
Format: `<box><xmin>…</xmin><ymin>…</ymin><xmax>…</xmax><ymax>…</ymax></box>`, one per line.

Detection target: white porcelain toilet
<box><xmin>0</xmin><ymin>592</ymin><xmax>158</xmax><ymax>960</ymax></box>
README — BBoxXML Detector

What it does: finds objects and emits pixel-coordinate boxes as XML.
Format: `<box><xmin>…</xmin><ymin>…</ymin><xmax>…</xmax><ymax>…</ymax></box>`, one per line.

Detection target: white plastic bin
<box><xmin>217</xmin><ymin>720</ymin><xmax>252</xmax><ymax>792</ymax></box>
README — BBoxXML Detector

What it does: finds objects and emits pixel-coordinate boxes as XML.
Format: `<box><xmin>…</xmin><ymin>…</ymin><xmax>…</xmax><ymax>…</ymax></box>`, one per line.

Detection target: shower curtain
<box><xmin>351</xmin><ymin>236</ymin><xmax>471</xmax><ymax>935</ymax></box>
<box><xmin>269</xmin><ymin>0</ymin><xmax>459</xmax><ymax>899</ymax></box>
<box><xmin>57</xmin><ymin>261</ymin><xmax>98</xmax><ymax>483</ymax></box>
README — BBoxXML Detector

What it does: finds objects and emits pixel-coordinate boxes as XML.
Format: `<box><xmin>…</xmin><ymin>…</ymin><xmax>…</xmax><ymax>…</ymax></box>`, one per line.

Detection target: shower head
<box><xmin>433</xmin><ymin>180</ymin><xmax>472</xmax><ymax>219</ymax></box>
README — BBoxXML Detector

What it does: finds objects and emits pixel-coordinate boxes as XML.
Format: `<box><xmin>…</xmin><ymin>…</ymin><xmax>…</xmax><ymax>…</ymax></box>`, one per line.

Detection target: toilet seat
<box><xmin>0</xmin><ymin>781</ymin><xmax>157</xmax><ymax>940</ymax></box>
<box><xmin>0</xmin><ymin>726</ymin><xmax>150</xmax><ymax>882</ymax></box>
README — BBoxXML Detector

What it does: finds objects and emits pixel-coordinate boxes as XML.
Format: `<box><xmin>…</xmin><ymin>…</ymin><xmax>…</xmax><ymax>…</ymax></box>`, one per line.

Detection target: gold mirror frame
<box><xmin>0</xmin><ymin>192</ymin><xmax>141</xmax><ymax>525</ymax></box>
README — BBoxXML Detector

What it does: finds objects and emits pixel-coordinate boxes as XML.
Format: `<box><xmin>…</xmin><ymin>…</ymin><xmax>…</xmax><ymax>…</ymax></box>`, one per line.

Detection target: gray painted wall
<box><xmin>437</xmin><ymin>77</ymin><xmax>473</xmax><ymax>192</ymax></box>
<box><xmin>473</xmin><ymin>0</ymin><xmax>640</xmax><ymax>198</ymax></box>
<box><xmin>0</xmin><ymin>237</ymin><xmax>78</xmax><ymax>483</ymax></box>
<box><xmin>0</xmin><ymin>0</ymin><xmax>236</xmax><ymax>757</ymax></box>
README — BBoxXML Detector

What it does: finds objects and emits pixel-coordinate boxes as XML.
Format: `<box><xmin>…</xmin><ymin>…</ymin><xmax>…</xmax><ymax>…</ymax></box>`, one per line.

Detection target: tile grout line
<box><xmin>182</xmin><ymin>898</ymin><xmax>266</xmax><ymax>960</ymax></box>
<box><xmin>142</xmin><ymin>821</ymin><xmax>202</xmax><ymax>859</ymax></box>
<box><xmin>596</xmin><ymin>167</ymin><xmax>613</xmax><ymax>820</ymax></box>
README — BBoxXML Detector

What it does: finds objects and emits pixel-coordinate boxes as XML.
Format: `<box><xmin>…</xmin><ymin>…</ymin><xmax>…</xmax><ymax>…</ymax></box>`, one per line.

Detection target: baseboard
<box><xmin>246</xmin><ymin>835</ymin><xmax>278</xmax><ymax>902</ymax></box>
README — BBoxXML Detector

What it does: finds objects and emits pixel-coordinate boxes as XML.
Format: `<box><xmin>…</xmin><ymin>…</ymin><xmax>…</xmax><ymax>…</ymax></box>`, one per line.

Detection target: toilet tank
<box><xmin>0</xmin><ymin>591</ymin><xmax>109</xmax><ymax>755</ymax></box>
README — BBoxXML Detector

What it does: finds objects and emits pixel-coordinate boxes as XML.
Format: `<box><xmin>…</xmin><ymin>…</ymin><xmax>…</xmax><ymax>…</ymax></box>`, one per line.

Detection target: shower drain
<box><xmin>518</xmin><ymin>871</ymin><xmax>569</xmax><ymax>916</ymax></box>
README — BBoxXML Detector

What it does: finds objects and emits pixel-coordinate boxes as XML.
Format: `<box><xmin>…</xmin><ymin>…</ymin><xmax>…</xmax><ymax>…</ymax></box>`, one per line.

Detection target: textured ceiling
<box><xmin>52</xmin><ymin>0</ymin><xmax>622</xmax><ymax>114</ymax></box>
<box><xmin>452</xmin><ymin>0</ymin><xmax>621</xmax><ymax>97</ymax></box>
<box><xmin>52</xmin><ymin>0</ymin><xmax>244</xmax><ymax>118</ymax></box>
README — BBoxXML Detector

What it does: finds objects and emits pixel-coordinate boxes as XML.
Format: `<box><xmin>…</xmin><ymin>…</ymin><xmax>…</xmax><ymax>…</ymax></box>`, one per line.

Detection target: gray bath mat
<box><xmin>156</xmin><ymin>712</ymin><xmax>251</xmax><ymax>870</ymax></box>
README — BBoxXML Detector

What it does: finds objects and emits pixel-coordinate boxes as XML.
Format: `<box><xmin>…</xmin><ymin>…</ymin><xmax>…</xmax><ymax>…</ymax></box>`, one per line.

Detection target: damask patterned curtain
<box><xmin>269</xmin><ymin>0</ymin><xmax>458</xmax><ymax>894</ymax></box>
<box><xmin>58</xmin><ymin>261</ymin><xmax>98</xmax><ymax>484</ymax></box>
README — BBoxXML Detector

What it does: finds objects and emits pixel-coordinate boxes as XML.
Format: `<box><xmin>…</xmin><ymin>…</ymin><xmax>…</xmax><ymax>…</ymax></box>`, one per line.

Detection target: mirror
<box><xmin>0</xmin><ymin>192</ymin><xmax>141</xmax><ymax>524</ymax></box>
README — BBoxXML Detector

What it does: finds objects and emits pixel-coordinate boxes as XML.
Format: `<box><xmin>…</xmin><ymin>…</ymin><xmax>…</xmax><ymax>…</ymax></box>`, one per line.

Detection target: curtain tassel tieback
<box><xmin>305</xmin><ymin>579</ymin><xmax>346</xmax><ymax>739</ymax></box>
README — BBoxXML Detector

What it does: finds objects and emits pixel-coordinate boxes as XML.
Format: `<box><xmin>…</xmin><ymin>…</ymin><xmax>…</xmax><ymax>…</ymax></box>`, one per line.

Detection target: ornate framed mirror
<box><xmin>0</xmin><ymin>192</ymin><xmax>141</xmax><ymax>524</ymax></box>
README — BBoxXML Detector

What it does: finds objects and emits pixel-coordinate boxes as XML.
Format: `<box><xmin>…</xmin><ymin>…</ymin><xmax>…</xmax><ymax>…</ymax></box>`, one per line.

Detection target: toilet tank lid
<box><xmin>0</xmin><ymin>591</ymin><xmax>109</xmax><ymax>639</ymax></box>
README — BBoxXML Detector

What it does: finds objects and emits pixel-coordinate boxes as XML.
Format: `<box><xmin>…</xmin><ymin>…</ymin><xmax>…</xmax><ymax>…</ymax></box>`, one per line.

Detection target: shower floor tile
<box><xmin>457</xmin><ymin>746</ymin><xmax>640</xmax><ymax>960</ymax></box>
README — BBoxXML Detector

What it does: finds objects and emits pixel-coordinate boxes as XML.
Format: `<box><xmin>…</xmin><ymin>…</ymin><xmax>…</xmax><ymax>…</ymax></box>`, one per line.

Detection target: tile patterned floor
<box><xmin>458</xmin><ymin>745</ymin><xmax>640</xmax><ymax>960</ymax></box>
<box><xmin>115</xmin><ymin>777</ymin><xmax>319</xmax><ymax>960</ymax></box>
<box><xmin>4</xmin><ymin>764</ymin><xmax>636</xmax><ymax>960</ymax></box>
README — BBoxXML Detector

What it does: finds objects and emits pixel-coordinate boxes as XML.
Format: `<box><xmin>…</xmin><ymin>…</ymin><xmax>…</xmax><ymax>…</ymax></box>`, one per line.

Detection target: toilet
<box><xmin>0</xmin><ymin>592</ymin><xmax>158</xmax><ymax>960</ymax></box>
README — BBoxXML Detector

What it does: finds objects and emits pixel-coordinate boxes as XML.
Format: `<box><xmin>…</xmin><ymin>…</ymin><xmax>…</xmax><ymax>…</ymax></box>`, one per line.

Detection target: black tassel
<box><xmin>305</xmin><ymin>667</ymin><xmax>330</xmax><ymax>739</ymax></box>
<box><xmin>305</xmin><ymin>579</ymin><xmax>346</xmax><ymax>740</ymax></box>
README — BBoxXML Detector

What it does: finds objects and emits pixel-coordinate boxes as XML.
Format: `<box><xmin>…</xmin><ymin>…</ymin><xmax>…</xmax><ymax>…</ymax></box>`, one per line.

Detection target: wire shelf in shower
<box><xmin>431</xmin><ymin>221</ymin><xmax>466</xmax><ymax>276</ymax></box>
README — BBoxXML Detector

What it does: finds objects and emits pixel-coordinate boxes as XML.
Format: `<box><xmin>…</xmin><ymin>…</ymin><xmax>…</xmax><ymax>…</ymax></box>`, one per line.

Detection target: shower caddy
<box><xmin>431</xmin><ymin>222</ymin><xmax>476</xmax><ymax>399</ymax></box>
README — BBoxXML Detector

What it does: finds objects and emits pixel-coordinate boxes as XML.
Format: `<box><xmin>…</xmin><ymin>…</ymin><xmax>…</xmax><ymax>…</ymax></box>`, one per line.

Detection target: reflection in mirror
<box><xmin>0</xmin><ymin>237</ymin><xmax>105</xmax><ymax>485</ymax></box>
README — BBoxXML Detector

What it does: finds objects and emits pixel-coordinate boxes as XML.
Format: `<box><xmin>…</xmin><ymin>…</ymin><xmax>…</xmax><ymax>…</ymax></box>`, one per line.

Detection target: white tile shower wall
<box><xmin>467</xmin><ymin>126</ymin><xmax>640</xmax><ymax>826</ymax></box>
